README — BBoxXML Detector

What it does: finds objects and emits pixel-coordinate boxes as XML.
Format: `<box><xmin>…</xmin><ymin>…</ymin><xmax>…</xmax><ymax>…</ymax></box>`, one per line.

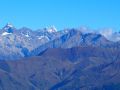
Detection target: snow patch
<box><xmin>38</xmin><ymin>36</ymin><xmax>49</xmax><ymax>40</ymax></box>
<box><xmin>1</xmin><ymin>32</ymin><xmax>12</xmax><ymax>36</ymax></box>
<box><xmin>25</xmin><ymin>34</ymin><xmax>29</xmax><ymax>37</ymax></box>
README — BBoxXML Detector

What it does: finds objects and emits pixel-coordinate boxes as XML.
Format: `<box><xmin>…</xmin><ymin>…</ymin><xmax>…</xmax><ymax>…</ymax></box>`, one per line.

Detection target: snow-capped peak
<box><xmin>47</xmin><ymin>25</ymin><xmax>57</xmax><ymax>33</ymax></box>
<box><xmin>3</xmin><ymin>23</ymin><xmax>14</xmax><ymax>30</ymax></box>
<box><xmin>6</xmin><ymin>23</ymin><xmax>13</xmax><ymax>28</ymax></box>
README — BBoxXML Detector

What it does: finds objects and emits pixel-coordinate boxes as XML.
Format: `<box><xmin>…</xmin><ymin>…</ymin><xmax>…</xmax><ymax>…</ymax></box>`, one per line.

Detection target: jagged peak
<box><xmin>3</xmin><ymin>23</ymin><xmax>14</xmax><ymax>30</ymax></box>
<box><xmin>6</xmin><ymin>23</ymin><xmax>14</xmax><ymax>27</ymax></box>
<box><xmin>47</xmin><ymin>25</ymin><xmax>57</xmax><ymax>33</ymax></box>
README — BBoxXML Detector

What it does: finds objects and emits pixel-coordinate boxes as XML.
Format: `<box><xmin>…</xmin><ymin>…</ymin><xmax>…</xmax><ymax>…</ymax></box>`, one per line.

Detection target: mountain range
<box><xmin>0</xmin><ymin>23</ymin><xmax>120</xmax><ymax>90</ymax></box>
<box><xmin>0</xmin><ymin>23</ymin><xmax>120</xmax><ymax>60</ymax></box>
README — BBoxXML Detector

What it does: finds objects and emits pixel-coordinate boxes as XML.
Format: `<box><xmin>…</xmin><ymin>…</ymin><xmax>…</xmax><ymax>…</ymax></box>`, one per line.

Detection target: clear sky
<box><xmin>0</xmin><ymin>0</ymin><xmax>120</xmax><ymax>31</ymax></box>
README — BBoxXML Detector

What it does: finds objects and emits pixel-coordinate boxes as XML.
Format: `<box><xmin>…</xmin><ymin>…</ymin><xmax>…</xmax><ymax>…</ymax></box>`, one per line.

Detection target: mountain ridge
<box><xmin>0</xmin><ymin>24</ymin><xmax>120</xmax><ymax>60</ymax></box>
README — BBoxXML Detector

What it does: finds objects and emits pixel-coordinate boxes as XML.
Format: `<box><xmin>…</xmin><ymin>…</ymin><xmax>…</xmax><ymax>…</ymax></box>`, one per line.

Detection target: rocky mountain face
<box><xmin>0</xmin><ymin>23</ymin><xmax>120</xmax><ymax>60</ymax></box>
<box><xmin>0</xmin><ymin>24</ymin><xmax>59</xmax><ymax>60</ymax></box>
<box><xmin>0</xmin><ymin>24</ymin><xmax>120</xmax><ymax>90</ymax></box>
<box><xmin>30</xmin><ymin>29</ymin><xmax>116</xmax><ymax>56</ymax></box>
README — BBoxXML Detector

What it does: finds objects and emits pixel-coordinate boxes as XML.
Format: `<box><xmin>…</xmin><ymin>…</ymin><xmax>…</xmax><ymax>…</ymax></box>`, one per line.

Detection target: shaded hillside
<box><xmin>0</xmin><ymin>46</ymin><xmax>120</xmax><ymax>90</ymax></box>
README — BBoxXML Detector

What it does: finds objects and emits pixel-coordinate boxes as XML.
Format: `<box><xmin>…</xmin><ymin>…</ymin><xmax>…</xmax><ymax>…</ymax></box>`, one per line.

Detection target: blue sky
<box><xmin>0</xmin><ymin>0</ymin><xmax>120</xmax><ymax>31</ymax></box>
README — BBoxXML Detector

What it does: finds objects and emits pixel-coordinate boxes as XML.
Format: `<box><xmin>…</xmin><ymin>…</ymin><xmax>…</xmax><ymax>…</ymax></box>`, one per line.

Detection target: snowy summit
<box><xmin>47</xmin><ymin>25</ymin><xmax>57</xmax><ymax>33</ymax></box>
<box><xmin>3</xmin><ymin>23</ymin><xmax>14</xmax><ymax>30</ymax></box>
